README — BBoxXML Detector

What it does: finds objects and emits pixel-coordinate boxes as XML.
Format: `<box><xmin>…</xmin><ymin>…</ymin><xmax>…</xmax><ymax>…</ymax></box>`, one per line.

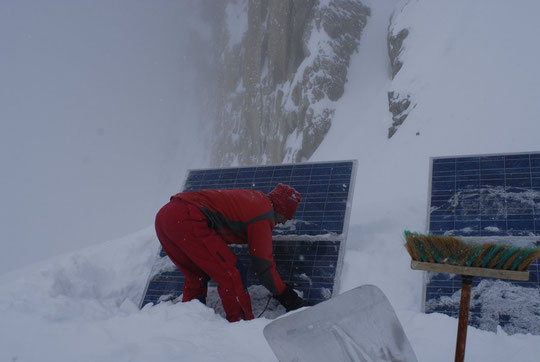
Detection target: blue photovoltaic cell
<box><xmin>141</xmin><ymin>161</ymin><xmax>356</xmax><ymax>308</ymax></box>
<box><xmin>429</xmin><ymin>153</ymin><xmax>540</xmax><ymax>237</ymax></box>
<box><xmin>425</xmin><ymin>152</ymin><xmax>540</xmax><ymax>334</ymax></box>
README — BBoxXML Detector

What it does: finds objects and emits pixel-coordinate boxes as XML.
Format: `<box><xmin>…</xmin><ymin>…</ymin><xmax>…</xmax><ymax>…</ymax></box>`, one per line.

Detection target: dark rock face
<box><xmin>210</xmin><ymin>0</ymin><xmax>370</xmax><ymax>166</ymax></box>
<box><xmin>387</xmin><ymin>17</ymin><xmax>414</xmax><ymax>138</ymax></box>
<box><xmin>387</xmin><ymin>91</ymin><xmax>413</xmax><ymax>138</ymax></box>
<box><xmin>387</xmin><ymin>28</ymin><xmax>408</xmax><ymax>79</ymax></box>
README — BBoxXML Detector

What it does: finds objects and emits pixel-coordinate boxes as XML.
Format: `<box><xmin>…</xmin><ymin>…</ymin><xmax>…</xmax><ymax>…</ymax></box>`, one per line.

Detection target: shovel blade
<box><xmin>263</xmin><ymin>285</ymin><xmax>417</xmax><ymax>362</ymax></box>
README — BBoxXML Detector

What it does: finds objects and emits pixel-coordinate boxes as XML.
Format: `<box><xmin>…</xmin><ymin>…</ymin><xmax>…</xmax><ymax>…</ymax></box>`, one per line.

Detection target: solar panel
<box><xmin>425</xmin><ymin>152</ymin><xmax>540</xmax><ymax>335</ymax></box>
<box><xmin>140</xmin><ymin>160</ymin><xmax>357</xmax><ymax>311</ymax></box>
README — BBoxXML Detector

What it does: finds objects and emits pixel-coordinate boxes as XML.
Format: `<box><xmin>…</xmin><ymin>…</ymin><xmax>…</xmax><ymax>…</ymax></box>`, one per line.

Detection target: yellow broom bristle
<box><xmin>517</xmin><ymin>249</ymin><xmax>540</xmax><ymax>271</ymax></box>
<box><xmin>502</xmin><ymin>250</ymin><xmax>522</xmax><ymax>270</ymax></box>
<box><xmin>419</xmin><ymin>237</ymin><xmax>436</xmax><ymax>263</ymax></box>
<box><xmin>455</xmin><ymin>245</ymin><xmax>474</xmax><ymax>266</ymax></box>
<box><xmin>404</xmin><ymin>233</ymin><xmax>423</xmax><ymax>261</ymax></box>
<box><xmin>405</xmin><ymin>241</ymin><xmax>420</xmax><ymax>261</ymax></box>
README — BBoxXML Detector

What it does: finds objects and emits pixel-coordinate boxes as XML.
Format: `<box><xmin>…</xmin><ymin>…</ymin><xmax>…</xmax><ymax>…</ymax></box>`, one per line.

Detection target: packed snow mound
<box><xmin>0</xmin><ymin>229</ymin><xmax>277</xmax><ymax>362</ymax></box>
<box><xmin>0</xmin><ymin>228</ymin><xmax>157</xmax><ymax>323</ymax></box>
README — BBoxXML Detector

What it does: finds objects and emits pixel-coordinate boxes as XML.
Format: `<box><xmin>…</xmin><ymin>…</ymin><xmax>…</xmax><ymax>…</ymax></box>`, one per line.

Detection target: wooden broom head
<box><xmin>404</xmin><ymin>232</ymin><xmax>540</xmax><ymax>271</ymax></box>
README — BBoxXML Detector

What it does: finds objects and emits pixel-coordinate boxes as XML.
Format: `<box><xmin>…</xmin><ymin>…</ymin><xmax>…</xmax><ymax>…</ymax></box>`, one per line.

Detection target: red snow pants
<box><xmin>154</xmin><ymin>198</ymin><xmax>254</xmax><ymax>322</ymax></box>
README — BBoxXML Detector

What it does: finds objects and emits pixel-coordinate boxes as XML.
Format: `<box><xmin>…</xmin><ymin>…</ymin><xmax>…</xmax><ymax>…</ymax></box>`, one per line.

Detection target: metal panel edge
<box><xmin>333</xmin><ymin>159</ymin><xmax>358</xmax><ymax>297</ymax></box>
<box><xmin>429</xmin><ymin>150</ymin><xmax>540</xmax><ymax>160</ymax></box>
<box><xmin>138</xmin><ymin>242</ymin><xmax>165</xmax><ymax>308</ymax></box>
<box><xmin>184</xmin><ymin>159</ymin><xmax>359</xmax><ymax>173</ymax></box>
<box><xmin>421</xmin><ymin>156</ymin><xmax>434</xmax><ymax>313</ymax></box>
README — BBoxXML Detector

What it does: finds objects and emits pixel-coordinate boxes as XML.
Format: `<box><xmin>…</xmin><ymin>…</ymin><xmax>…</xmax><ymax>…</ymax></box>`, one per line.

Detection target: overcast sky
<box><xmin>0</xmin><ymin>0</ymin><xmax>213</xmax><ymax>274</ymax></box>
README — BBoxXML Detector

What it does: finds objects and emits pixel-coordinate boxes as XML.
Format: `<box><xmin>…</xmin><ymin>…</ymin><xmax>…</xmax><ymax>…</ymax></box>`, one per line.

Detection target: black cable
<box><xmin>257</xmin><ymin>295</ymin><xmax>273</xmax><ymax>318</ymax></box>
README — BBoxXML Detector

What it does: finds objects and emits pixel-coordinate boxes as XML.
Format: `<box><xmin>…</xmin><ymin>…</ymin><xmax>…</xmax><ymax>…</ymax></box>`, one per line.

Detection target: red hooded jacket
<box><xmin>172</xmin><ymin>189</ymin><xmax>287</xmax><ymax>295</ymax></box>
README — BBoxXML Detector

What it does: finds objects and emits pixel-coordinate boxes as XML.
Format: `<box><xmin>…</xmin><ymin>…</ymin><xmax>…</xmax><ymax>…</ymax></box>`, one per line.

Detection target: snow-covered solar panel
<box><xmin>425</xmin><ymin>152</ymin><xmax>540</xmax><ymax>335</ymax></box>
<box><xmin>140</xmin><ymin>160</ymin><xmax>357</xmax><ymax>309</ymax></box>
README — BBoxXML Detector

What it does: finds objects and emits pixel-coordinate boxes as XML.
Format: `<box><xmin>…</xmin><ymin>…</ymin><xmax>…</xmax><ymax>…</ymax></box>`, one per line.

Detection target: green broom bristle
<box><xmin>502</xmin><ymin>248</ymin><xmax>522</xmax><ymax>270</ymax></box>
<box><xmin>496</xmin><ymin>247</ymin><xmax>519</xmax><ymax>269</ymax></box>
<box><xmin>485</xmin><ymin>247</ymin><xmax>506</xmax><ymax>269</ymax></box>
<box><xmin>481</xmin><ymin>245</ymin><xmax>502</xmax><ymax>268</ymax></box>
<box><xmin>465</xmin><ymin>246</ymin><xmax>482</xmax><ymax>267</ymax></box>
<box><xmin>510</xmin><ymin>249</ymin><xmax>533</xmax><ymax>271</ymax></box>
<box><xmin>471</xmin><ymin>243</ymin><xmax>496</xmax><ymax>268</ymax></box>
<box><xmin>404</xmin><ymin>232</ymin><xmax>540</xmax><ymax>271</ymax></box>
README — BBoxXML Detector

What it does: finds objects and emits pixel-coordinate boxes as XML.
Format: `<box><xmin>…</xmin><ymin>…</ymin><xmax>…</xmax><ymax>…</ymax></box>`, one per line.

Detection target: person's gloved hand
<box><xmin>274</xmin><ymin>285</ymin><xmax>311</xmax><ymax>312</ymax></box>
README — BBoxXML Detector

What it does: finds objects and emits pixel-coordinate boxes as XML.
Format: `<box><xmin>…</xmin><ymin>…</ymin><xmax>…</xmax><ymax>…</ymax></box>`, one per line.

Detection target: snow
<box><xmin>2</xmin><ymin>0</ymin><xmax>540</xmax><ymax>361</ymax></box>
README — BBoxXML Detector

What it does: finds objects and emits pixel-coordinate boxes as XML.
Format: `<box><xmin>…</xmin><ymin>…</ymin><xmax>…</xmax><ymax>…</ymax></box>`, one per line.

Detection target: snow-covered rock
<box><xmin>210</xmin><ymin>0</ymin><xmax>370</xmax><ymax>165</ymax></box>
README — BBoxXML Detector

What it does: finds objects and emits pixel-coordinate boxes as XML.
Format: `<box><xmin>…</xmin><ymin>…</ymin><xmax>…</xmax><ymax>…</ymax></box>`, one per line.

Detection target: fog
<box><xmin>0</xmin><ymin>0</ymin><xmax>214</xmax><ymax>274</ymax></box>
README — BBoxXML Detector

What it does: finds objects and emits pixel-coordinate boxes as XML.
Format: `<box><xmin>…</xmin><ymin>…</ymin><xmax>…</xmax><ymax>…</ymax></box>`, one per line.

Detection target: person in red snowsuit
<box><xmin>154</xmin><ymin>183</ymin><xmax>309</xmax><ymax>322</ymax></box>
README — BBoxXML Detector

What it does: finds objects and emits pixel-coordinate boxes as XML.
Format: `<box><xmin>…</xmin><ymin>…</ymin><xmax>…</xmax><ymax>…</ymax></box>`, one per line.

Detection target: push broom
<box><xmin>404</xmin><ymin>231</ymin><xmax>540</xmax><ymax>362</ymax></box>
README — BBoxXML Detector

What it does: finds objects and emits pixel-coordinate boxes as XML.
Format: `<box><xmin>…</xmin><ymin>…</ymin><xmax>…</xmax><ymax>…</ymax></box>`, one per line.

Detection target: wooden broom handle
<box><xmin>455</xmin><ymin>275</ymin><xmax>473</xmax><ymax>362</ymax></box>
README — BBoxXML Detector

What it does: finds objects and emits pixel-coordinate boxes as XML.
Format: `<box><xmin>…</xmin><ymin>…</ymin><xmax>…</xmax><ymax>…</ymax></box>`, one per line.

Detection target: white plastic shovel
<box><xmin>263</xmin><ymin>285</ymin><xmax>417</xmax><ymax>362</ymax></box>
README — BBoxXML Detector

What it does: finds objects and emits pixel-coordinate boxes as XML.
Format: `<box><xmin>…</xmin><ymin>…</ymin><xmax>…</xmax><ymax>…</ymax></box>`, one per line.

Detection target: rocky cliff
<box><xmin>386</xmin><ymin>4</ymin><xmax>414</xmax><ymax>138</ymax></box>
<box><xmin>209</xmin><ymin>0</ymin><xmax>370</xmax><ymax>166</ymax></box>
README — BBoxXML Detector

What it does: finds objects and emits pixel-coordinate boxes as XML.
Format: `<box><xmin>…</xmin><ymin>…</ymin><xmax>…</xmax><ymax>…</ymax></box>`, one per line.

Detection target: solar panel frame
<box><xmin>140</xmin><ymin>160</ymin><xmax>357</xmax><ymax>309</ymax></box>
<box><xmin>426</xmin><ymin>151</ymin><xmax>540</xmax><ymax>240</ymax></box>
<box><xmin>423</xmin><ymin>151</ymin><xmax>540</xmax><ymax>334</ymax></box>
